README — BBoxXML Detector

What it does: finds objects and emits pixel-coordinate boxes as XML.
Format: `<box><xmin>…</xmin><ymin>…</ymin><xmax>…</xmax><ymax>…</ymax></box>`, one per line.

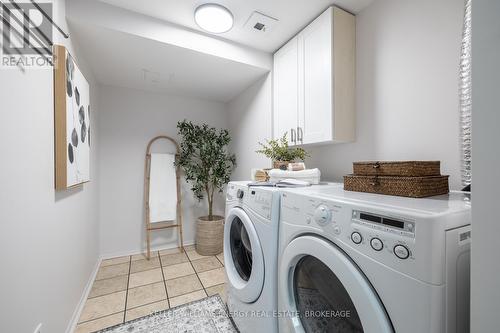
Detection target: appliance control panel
<box><xmin>249</xmin><ymin>188</ymin><xmax>272</xmax><ymax>205</ymax></box>
<box><xmin>247</xmin><ymin>188</ymin><xmax>273</xmax><ymax>219</ymax></box>
<box><xmin>352</xmin><ymin>210</ymin><xmax>415</xmax><ymax>238</ymax></box>
<box><xmin>349</xmin><ymin>210</ymin><xmax>416</xmax><ymax>261</ymax></box>
<box><xmin>280</xmin><ymin>190</ymin><xmax>468</xmax><ymax>285</ymax></box>
<box><xmin>285</xmin><ymin>196</ymin><xmax>418</xmax><ymax>263</ymax></box>
<box><xmin>227</xmin><ymin>184</ymin><xmax>273</xmax><ymax>219</ymax></box>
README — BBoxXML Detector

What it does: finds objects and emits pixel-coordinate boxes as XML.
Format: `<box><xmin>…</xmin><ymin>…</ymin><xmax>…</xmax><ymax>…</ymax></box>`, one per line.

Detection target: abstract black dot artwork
<box><xmin>68</xmin><ymin>143</ymin><xmax>74</xmax><ymax>163</ymax></box>
<box><xmin>66</xmin><ymin>53</ymin><xmax>74</xmax><ymax>79</ymax></box>
<box><xmin>79</xmin><ymin>106</ymin><xmax>85</xmax><ymax>124</ymax></box>
<box><xmin>66</xmin><ymin>79</ymin><xmax>72</xmax><ymax>97</ymax></box>
<box><xmin>81</xmin><ymin>122</ymin><xmax>87</xmax><ymax>143</ymax></box>
<box><xmin>66</xmin><ymin>55</ymin><xmax>74</xmax><ymax>98</ymax></box>
<box><xmin>87</xmin><ymin>105</ymin><xmax>91</xmax><ymax>146</ymax></box>
<box><xmin>55</xmin><ymin>45</ymin><xmax>91</xmax><ymax>189</ymax></box>
<box><xmin>71</xmin><ymin>128</ymin><xmax>79</xmax><ymax>147</ymax></box>
<box><xmin>75</xmin><ymin>86</ymin><xmax>80</xmax><ymax>106</ymax></box>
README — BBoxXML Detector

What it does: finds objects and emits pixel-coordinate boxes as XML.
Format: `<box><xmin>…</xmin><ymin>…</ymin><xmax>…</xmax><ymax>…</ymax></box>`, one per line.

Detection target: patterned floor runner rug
<box><xmin>98</xmin><ymin>295</ymin><xmax>238</xmax><ymax>333</ymax></box>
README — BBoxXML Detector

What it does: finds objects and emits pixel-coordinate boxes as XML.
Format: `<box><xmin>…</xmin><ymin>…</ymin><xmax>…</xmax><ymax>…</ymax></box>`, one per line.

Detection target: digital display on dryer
<box><xmin>359</xmin><ymin>213</ymin><xmax>382</xmax><ymax>223</ymax></box>
<box><xmin>383</xmin><ymin>218</ymin><xmax>405</xmax><ymax>229</ymax></box>
<box><xmin>356</xmin><ymin>211</ymin><xmax>408</xmax><ymax>232</ymax></box>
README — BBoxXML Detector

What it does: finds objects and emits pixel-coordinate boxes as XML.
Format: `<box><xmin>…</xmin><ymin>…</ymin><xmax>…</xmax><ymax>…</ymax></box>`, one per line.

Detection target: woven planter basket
<box><xmin>344</xmin><ymin>175</ymin><xmax>449</xmax><ymax>198</ymax></box>
<box><xmin>195</xmin><ymin>216</ymin><xmax>224</xmax><ymax>256</ymax></box>
<box><xmin>353</xmin><ymin>161</ymin><xmax>441</xmax><ymax>177</ymax></box>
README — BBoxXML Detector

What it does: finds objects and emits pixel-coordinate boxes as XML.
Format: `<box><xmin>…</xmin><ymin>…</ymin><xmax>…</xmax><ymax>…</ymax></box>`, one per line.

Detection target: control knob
<box><xmin>313</xmin><ymin>205</ymin><xmax>332</xmax><ymax>226</ymax></box>
<box><xmin>393</xmin><ymin>244</ymin><xmax>410</xmax><ymax>259</ymax></box>
<box><xmin>236</xmin><ymin>189</ymin><xmax>244</xmax><ymax>199</ymax></box>
<box><xmin>351</xmin><ymin>232</ymin><xmax>362</xmax><ymax>244</ymax></box>
<box><xmin>370</xmin><ymin>238</ymin><xmax>383</xmax><ymax>251</ymax></box>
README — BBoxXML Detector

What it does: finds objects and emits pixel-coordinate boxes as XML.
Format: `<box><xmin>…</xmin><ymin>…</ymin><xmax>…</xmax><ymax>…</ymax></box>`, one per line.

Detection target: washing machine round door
<box><xmin>224</xmin><ymin>207</ymin><xmax>265</xmax><ymax>303</ymax></box>
<box><xmin>280</xmin><ymin>236</ymin><xmax>393</xmax><ymax>333</ymax></box>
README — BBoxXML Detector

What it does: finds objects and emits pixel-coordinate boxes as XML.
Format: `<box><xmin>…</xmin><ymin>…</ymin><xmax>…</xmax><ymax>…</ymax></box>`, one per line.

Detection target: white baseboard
<box><xmin>100</xmin><ymin>241</ymin><xmax>195</xmax><ymax>260</ymax></box>
<box><xmin>65</xmin><ymin>257</ymin><xmax>102</xmax><ymax>333</ymax></box>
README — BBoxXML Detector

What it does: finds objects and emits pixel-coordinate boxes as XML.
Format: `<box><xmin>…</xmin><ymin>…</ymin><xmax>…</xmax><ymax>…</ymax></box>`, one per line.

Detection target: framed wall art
<box><xmin>54</xmin><ymin>44</ymin><xmax>91</xmax><ymax>190</ymax></box>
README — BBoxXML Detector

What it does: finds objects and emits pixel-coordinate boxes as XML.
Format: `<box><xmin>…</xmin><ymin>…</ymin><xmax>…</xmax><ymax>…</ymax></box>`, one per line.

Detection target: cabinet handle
<box><xmin>290</xmin><ymin>128</ymin><xmax>296</xmax><ymax>143</ymax></box>
<box><xmin>297</xmin><ymin>127</ymin><xmax>303</xmax><ymax>142</ymax></box>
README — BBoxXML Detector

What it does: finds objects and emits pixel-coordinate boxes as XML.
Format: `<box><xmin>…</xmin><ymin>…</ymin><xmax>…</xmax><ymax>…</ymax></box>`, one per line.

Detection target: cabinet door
<box><xmin>273</xmin><ymin>36</ymin><xmax>299</xmax><ymax>145</ymax></box>
<box><xmin>299</xmin><ymin>9</ymin><xmax>333</xmax><ymax>145</ymax></box>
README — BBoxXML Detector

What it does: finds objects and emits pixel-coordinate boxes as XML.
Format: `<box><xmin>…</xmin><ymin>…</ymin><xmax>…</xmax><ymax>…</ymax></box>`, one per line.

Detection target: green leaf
<box><xmin>175</xmin><ymin>120</ymin><xmax>236</xmax><ymax>220</ymax></box>
<box><xmin>256</xmin><ymin>133</ymin><xmax>309</xmax><ymax>161</ymax></box>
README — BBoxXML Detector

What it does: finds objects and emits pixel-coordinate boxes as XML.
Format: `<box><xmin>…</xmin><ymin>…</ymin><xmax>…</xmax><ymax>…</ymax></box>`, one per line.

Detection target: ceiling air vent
<box><xmin>254</xmin><ymin>22</ymin><xmax>265</xmax><ymax>31</ymax></box>
<box><xmin>244</xmin><ymin>11</ymin><xmax>278</xmax><ymax>33</ymax></box>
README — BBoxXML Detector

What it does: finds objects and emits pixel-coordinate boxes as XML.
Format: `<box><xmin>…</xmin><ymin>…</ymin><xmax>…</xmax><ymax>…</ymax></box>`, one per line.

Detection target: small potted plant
<box><xmin>256</xmin><ymin>133</ymin><xmax>308</xmax><ymax>170</ymax></box>
<box><xmin>176</xmin><ymin>120</ymin><xmax>236</xmax><ymax>255</ymax></box>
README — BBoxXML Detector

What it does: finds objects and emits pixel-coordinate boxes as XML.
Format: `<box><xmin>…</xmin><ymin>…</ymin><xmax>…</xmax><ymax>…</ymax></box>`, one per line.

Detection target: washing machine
<box><xmin>224</xmin><ymin>181</ymin><xmax>281</xmax><ymax>333</ymax></box>
<box><xmin>278</xmin><ymin>186</ymin><xmax>471</xmax><ymax>333</ymax></box>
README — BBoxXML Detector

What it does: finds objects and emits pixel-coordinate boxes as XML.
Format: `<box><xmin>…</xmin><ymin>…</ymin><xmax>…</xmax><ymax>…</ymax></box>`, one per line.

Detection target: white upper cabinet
<box><xmin>300</xmin><ymin>9</ymin><xmax>333</xmax><ymax>144</ymax></box>
<box><xmin>273</xmin><ymin>6</ymin><xmax>355</xmax><ymax>146</ymax></box>
<box><xmin>273</xmin><ymin>36</ymin><xmax>299</xmax><ymax>145</ymax></box>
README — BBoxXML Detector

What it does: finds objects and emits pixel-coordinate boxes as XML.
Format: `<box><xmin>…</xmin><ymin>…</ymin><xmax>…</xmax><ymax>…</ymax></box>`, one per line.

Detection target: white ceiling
<box><xmin>69</xmin><ymin>22</ymin><xmax>269</xmax><ymax>102</ymax></box>
<box><xmin>97</xmin><ymin>0</ymin><xmax>374</xmax><ymax>52</ymax></box>
<box><xmin>68</xmin><ymin>0</ymin><xmax>374</xmax><ymax>102</ymax></box>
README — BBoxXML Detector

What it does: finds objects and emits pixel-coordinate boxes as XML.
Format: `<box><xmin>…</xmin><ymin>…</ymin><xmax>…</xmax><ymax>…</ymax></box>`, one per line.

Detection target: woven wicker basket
<box><xmin>273</xmin><ymin>160</ymin><xmax>291</xmax><ymax>170</ymax></box>
<box><xmin>195</xmin><ymin>216</ymin><xmax>224</xmax><ymax>255</ymax></box>
<box><xmin>344</xmin><ymin>175</ymin><xmax>449</xmax><ymax>198</ymax></box>
<box><xmin>353</xmin><ymin>161</ymin><xmax>441</xmax><ymax>177</ymax></box>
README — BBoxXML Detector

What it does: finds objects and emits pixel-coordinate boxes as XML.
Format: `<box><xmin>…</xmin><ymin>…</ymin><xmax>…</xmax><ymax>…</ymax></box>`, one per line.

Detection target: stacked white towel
<box><xmin>268</xmin><ymin>168</ymin><xmax>321</xmax><ymax>185</ymax></box>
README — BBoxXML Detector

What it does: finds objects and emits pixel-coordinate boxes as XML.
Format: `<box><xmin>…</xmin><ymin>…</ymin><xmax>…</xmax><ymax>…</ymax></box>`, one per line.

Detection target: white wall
<box><xmin>0</xmin><ymin>1</ymin><xmax>100</xmax><ymax>332</ymax></box>
<box><xmin>308</xmin><ymin>0</ymin><xmax>464</xmax><ymax>189</ymax></box>
<box><xmin>228</xmin><ymin>74</ymin><xmax>273</xmax><ymax>180</ymax></box>
<box><xmin>470</xmin><ymin>0</ymin><xmax>500</xmax><ymax>331</ymax></box>
<box><xmin>98</xmin><ymin>85</ymin><xmax>228</xmax><ymax>257</ymax></box>
<box><xmin>228</xmin><ymin>0</ymin><xmax>464</xmax><ymax>190</ymax></box>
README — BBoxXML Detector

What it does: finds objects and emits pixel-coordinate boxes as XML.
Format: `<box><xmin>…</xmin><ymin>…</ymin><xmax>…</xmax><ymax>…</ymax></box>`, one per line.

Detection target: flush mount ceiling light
<box><xmin>194</xmin><ymin>3</ymin><xmax>233</xmax><ymax>34</ymax></box>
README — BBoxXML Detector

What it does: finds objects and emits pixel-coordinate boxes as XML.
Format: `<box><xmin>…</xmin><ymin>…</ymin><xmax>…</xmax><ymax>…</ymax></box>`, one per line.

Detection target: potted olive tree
<box><xmin>256</xmin><ymin>133</ymin><xmax>308</xmax><ymax>170</ymax></box>
<box><xmin>176</xmin><ymin>120</ymin><xmax>236</xmax><ymax>255</ymax></box>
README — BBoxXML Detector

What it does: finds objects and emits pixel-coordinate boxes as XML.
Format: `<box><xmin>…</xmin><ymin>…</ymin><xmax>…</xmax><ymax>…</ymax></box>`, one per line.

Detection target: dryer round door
<box><xmin>224</xmin><ymin>207</ymin><xmax>265</xmax><ymax>303</ymax></box>
<box><xmin>280</xmin><ymin>235</ymin><xmax>393</xmax><ymax>333</ymax></box>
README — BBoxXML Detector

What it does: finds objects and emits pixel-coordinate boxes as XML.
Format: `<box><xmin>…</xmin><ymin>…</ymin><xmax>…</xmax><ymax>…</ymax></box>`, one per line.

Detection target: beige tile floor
<box><xmin>75</xmin><ymin>245</ymin><xmax>226</xmax><ymax>333</ymax></box>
